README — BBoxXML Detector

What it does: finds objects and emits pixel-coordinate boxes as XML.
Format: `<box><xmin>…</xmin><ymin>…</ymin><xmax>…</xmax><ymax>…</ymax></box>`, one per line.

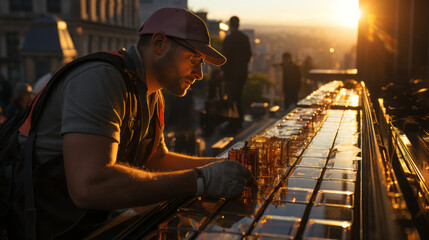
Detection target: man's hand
<box><xmin>198</xmin><ymin>160</ymin><xmax>253</xmax><ymax>198</ymax></box>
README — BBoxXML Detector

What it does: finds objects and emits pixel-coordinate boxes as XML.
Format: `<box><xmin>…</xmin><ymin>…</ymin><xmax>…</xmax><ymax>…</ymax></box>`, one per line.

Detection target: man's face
<box><xmin>153</xmin><ymin>39</ymin><xmax>203</xmax><ymax>97</ymax></box>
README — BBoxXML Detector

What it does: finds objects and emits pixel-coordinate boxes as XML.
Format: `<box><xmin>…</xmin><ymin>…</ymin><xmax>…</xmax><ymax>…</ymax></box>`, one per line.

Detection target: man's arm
<box><xmin>144</xmin><ymin>140</ymin><xmax>225</xmax><ymax>171</ymax></box>
<box><xmin>63</xmin><ymin>133</ymin><xmax>252</xmax><ymax>210</ymax></box>
<box><xmin>63</xmin><ymin>133</ymin><xmax>198</xmax><ymax>210</ymax></box>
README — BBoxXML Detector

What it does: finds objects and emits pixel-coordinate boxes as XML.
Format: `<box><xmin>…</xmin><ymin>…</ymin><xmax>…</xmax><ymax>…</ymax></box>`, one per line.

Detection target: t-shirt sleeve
<box><xmin>60</xmin><ymin>62</ymin><xmax>127</xmax><ymax>143</ymax></box>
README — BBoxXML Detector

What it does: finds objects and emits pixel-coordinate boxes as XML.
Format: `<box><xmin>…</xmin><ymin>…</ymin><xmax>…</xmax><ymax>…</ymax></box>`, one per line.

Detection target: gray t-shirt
<box><xmin>32</xmin><ymin>45</ymin><xmax>156</xmax><ymax>164</ymax></box>
<box><xmin>33</xmin><ymin>61</ymin><xmax>127</xmax><ymax>163</ymax></box>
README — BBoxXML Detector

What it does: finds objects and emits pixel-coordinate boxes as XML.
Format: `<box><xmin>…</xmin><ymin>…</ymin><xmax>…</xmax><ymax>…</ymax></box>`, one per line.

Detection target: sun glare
<box><xmin>335</xmin><ymin>0</ymin><xmax>361</xmax><ymax>28</ymax></box>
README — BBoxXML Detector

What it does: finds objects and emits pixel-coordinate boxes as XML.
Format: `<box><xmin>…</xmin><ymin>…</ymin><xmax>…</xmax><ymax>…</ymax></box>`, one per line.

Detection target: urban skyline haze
<box><xmin>188</xmin><ymin>0</ymin><xmax>360</xmax><ymax>29</ymax></box>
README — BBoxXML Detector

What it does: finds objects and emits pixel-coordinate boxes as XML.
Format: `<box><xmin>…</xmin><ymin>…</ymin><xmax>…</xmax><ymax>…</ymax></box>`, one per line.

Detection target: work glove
<box><xmin>197</xmin><ymin>160</ymin><xmax>254</xmax><ymax>198</ymax></box>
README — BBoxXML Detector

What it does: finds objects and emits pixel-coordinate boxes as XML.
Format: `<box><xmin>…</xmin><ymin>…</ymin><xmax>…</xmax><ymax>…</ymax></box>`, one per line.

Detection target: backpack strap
<box><xmin>24</xmin><ymin>130</ymin><xmax>36</xmax><ymax>240</ymax></box>
<box><xmin>19</xmin><ymin>50</ymin><xmax>138</xmax><ymax>240</ymax></box>
<box><xmin>19</xmin><ymin>50</ymin><xmax>136</xmax><ymax>135</ymax></box>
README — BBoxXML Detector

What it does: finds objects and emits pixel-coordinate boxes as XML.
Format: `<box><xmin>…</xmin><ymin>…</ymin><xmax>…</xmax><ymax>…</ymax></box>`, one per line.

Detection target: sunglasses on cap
<box><xmin>167</xmin><ymin>36</ymin><xmax>205</xmax><ymax>65</ymax></box>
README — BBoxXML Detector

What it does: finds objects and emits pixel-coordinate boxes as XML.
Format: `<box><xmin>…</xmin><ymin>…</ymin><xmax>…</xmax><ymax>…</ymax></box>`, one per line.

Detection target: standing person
<box><xmin>300</xmin><ymin>55</ymin><xmax>315</xmax><ymax>95</ymax></box>
<box><xmin>281</xmin><ymin>52</ymin><xmax>301</xmax><ymax>108</ymax></box>
<box><xmin>5</xmin><ymin>82</ymin><xmax>33</xmax><ymax>119</ymax></box>
<box><xmin>3</xmin><ymin>8</ymin><xmax>252</xmax><ymax>239</ymax></box>
<box><xmin>221</xmin><ymin>16</ymin><xmax>252</xmax><ymax>130</ymax></box>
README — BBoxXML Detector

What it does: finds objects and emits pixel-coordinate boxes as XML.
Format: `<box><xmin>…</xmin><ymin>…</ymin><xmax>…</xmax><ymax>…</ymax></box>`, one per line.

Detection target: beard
<box><xmin>153</xmin><ymin>49</ymin><xmax>189</xmax><ymax>97</ymax></box>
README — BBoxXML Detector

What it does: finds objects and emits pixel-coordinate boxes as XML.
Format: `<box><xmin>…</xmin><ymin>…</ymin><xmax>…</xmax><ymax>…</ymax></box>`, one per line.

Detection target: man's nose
<box><xmin>192</xmin><ymin>64</ymin><xmax>203</xmax><ymax>80</ymax></box>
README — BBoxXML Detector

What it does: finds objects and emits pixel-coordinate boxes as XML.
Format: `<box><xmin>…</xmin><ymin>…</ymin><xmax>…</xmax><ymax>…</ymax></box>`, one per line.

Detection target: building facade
<box><xmin>0</xmin><ymin>0</ymin><xmax>140</xmax><ymax>83</ymax></box>
<box><xmin>357</xmin><ymin>0</ymin><xmax>429</xmax><ymax>98</ymax></box>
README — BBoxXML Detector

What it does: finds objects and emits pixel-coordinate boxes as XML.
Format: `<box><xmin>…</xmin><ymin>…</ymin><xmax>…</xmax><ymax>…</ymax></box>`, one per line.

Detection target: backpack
<box><xmin>0</xmin><ymin>49</ymin><xmax>140</xmax><ymax>239</ymax></box>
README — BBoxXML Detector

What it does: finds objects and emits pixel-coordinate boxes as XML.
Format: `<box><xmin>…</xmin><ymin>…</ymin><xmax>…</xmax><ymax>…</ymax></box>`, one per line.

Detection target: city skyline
<box><xmin>188</xmin><ymin>0</ymin><xmax>360</xmax><ymax>29</ymax></box>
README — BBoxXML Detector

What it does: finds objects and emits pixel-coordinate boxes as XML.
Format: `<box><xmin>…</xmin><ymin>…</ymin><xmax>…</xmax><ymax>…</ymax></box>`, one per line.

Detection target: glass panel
<box><xmin>196</xmin><ymin>232</ymin><xmax>243</xmax><ymax>240</ymax></box>
<box><xmin>179</xmin><ymin>197</ymin><xmax>225</xmax><ymax>214</ymax></box>
<box><xmin>282</xmin><ymin>178</ymin><xmax>318</xmax><ymax>190</ymax></box>
<box><xmin>308</xmin><ymin>205</ymin><xmax>353</xmax><ymax>222</ymax></box>
<box><xmin>290</xmin><ymin>167</ymin><xmax>322</xmax><ymax>179</ymax></box>
<box><xmin>246</xmin><ymin>235</ymin><xmax>293</xmax><ymax>239</ymax></box>
<box><xmin>309</xmin><ymin>137</ymin><xmax>334</xmax><ymax>149</ymax></box>
<box><xmin>272</xmin><ymin>188</ymin><xmax>313</xmax><ymax>203</ymax></box>
<box><xmin>297</xmin><ymin>157</ymin><xmax>326</xmax><ymax>168</ymax></box>
<box><xmin>319</xmin><ymin>179</ymin><xmax>355</xmax><ymax>193</ymax></box>
<box><xmin>326</xmin><ymin>158</ymin><xmax>359</xmax><ymax>170</ymax></box>
<box><xmin>146</xmin><ymin>229</ymin><xmax>195</xmax><ymax>240</ymax></box>
<box><xmin>337</xmin><ymin>128</ymin><xmax>358</xmax><ymax>135</ymax></box>
<box><xmin>313</xmin><ymin>132</ymin><xmax>337</xmax><ymax>140</ymax></box>
<box><xmin>262</xmin><ymin>202</ymin><xmax>307</xmax><ymax>219</ymax></box>
<box><xmin>159</xmin><ymin>210</ymin><xmax>209</xmax><ymax>230</ymax></box>
<box><xmin>221</xmin><ymin>198</ymin><xmax>263</xmax><ymax>215</ymax></box>
<box><xmin>303</xmin><ymin>219</ymin><xmax>352</xmax><ymax>239</ymax></box>
<box><xmin>323</xmin><ymin>169</ymin><xmax>357</xmax><ymax>181</ymax></box>
<box><xmin>301</xmin><ymin>148</ymin><xmax>330</xmax><ymax>158</ymax></box>
<box><xmin>205</xmin><ymin>212</ymin><xmax>255</xmax><ymax>234</ymax></box>
<box><xmin>320</xmin><ymin>120</ymin><xmax>341</xmax><ymax>126</ymax></box>
<box><xmin>329</xmin><ymin>145</ymin><xmax>361</xmax><ymax>160</ymax></box>
<box><xmin>314</xmin><ymin>191</ymin><xmax>354</xmax><ymax>207</ymax></box>
<box><xmin>334</xmin><ymin>137</ymin><xmax>359</xmax><ymax>145</ymax></box>
<box><xmin>252</xmin><ymin>217</ymin><xmax>300</xmax><ymax>238</ymax></box>
<box><xmin>305</xmin><ymin>142</ymin><xmax>329</xmax><ymax>150</ymax></box>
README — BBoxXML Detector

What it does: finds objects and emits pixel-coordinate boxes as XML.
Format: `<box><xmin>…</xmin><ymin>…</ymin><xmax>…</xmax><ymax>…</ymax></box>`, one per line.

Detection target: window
<box><xmin>6</xmin><ymin>32</ymin><xmax>20</xmax><ymax>59</ymax></box>
<box><xmin>47</xmin><ymin>0</ymin><xmax>61</xmax><ymax>13</ymax></box>
<box><xmin>6</xmin><ymin>32</ymin><xmax>21</xmax><ymax>81</ymax></box>
<box><xmin>9</xmin><ymin>0</ymin><xmax>32</xmax><ymax>11</ymax></box>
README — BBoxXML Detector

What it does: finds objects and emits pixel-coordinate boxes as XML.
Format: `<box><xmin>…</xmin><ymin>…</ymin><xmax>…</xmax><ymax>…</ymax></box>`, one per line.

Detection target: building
<box><xmin>0</xmin><ymin>0</ymin><xmax>140</xmax><ymax>83</ymax></box>
<box><xmin>357</xmin><ymin>0</ymin><xmax>429</xmax><ymax>99</ymax></box>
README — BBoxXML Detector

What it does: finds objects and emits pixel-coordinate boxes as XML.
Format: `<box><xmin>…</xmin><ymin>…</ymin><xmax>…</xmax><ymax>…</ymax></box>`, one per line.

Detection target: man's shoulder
<box><xmin>63</xmin><ymin>60</ymin><xmax>123</xmax><ymax>82</ymax></box>
<box><xmin>72</xmin><ymin>60</ymin><xmax>122</xmax><ymax>73</ymax></box>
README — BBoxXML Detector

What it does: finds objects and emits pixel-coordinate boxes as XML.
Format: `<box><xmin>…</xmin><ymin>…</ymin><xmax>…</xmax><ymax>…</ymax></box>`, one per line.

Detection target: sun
<box><xmin>335</xmin><ymin>0</ymin><xmax>361</xmax><ymax>28</ymax></box>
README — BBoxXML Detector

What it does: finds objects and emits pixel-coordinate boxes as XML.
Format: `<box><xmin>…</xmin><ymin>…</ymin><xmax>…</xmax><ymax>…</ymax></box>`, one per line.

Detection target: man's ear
<box><xmin>151</xmin><ymin>32</ymin><xmax>168</xmax><ymax>55</ymax></box>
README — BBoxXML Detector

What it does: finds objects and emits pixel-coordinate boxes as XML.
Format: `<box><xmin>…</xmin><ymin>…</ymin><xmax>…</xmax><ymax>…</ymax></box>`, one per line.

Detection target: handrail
<box><xmin>360</xmin><ymin>82</ymin><xmax>403</xmax><ymax>240</ymax></box>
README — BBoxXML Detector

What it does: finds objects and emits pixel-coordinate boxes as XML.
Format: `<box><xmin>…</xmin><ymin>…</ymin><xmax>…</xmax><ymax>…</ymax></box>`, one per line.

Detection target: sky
<box><xmin>188</xmin><ymin>0</ymin><xmax>360</xmax><ymax>29</ymax></box>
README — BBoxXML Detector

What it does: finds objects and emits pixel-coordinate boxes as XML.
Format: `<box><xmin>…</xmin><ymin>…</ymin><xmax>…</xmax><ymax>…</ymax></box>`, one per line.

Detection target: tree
<box><xmin>242</xmin><ymin>72</ymin><xmax>273</xmax><ymax>114</ymax></box>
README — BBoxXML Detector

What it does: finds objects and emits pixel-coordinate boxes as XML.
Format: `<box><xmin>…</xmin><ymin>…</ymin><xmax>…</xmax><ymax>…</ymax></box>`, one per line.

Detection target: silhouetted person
<box><xmin>6</xmin><ymin>82</ymin><xmax>33</xmax><ymax>119</ymax></box>
<box><xmin>221</xmin><ymin>16</ymin><xmax>252</xmax><ymax>130</ymax></box>
<box><xmin>281</xmin><ymin>52</ymin><xmax>301</xmax><ymax>108</ymax></box>
<box><xmin>301</xmin><ymin>55</ymin><xmax>315</xmax><ymax>95</ymax></box>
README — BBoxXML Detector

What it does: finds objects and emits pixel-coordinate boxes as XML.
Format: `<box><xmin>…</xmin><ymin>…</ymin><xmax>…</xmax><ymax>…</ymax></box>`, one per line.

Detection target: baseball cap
<box><xmin>139</xmin><ymin>7</ymin><xmax>226</xmax><ymax>66</ymax></box>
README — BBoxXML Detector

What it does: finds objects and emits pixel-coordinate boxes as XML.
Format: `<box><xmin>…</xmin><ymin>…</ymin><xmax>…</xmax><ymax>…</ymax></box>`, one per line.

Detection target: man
<box><xmin>281</xmin><ymin>52</ymin><xmax>301</xmax><ymax>108</ymax></box>
<box><xmin>221</xmin><ymin>16</ymin><xmax>252</xmax><ymax>130</ymax></box>
<box><xmin>5</xmin><ymin>82</ymin><xmax>33</xmax><ymax>119</ymax></box>
<box><xmin>7</xmin><ymin>8</ymin><xmax>252</xmax><ymax>239</ymax></box>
